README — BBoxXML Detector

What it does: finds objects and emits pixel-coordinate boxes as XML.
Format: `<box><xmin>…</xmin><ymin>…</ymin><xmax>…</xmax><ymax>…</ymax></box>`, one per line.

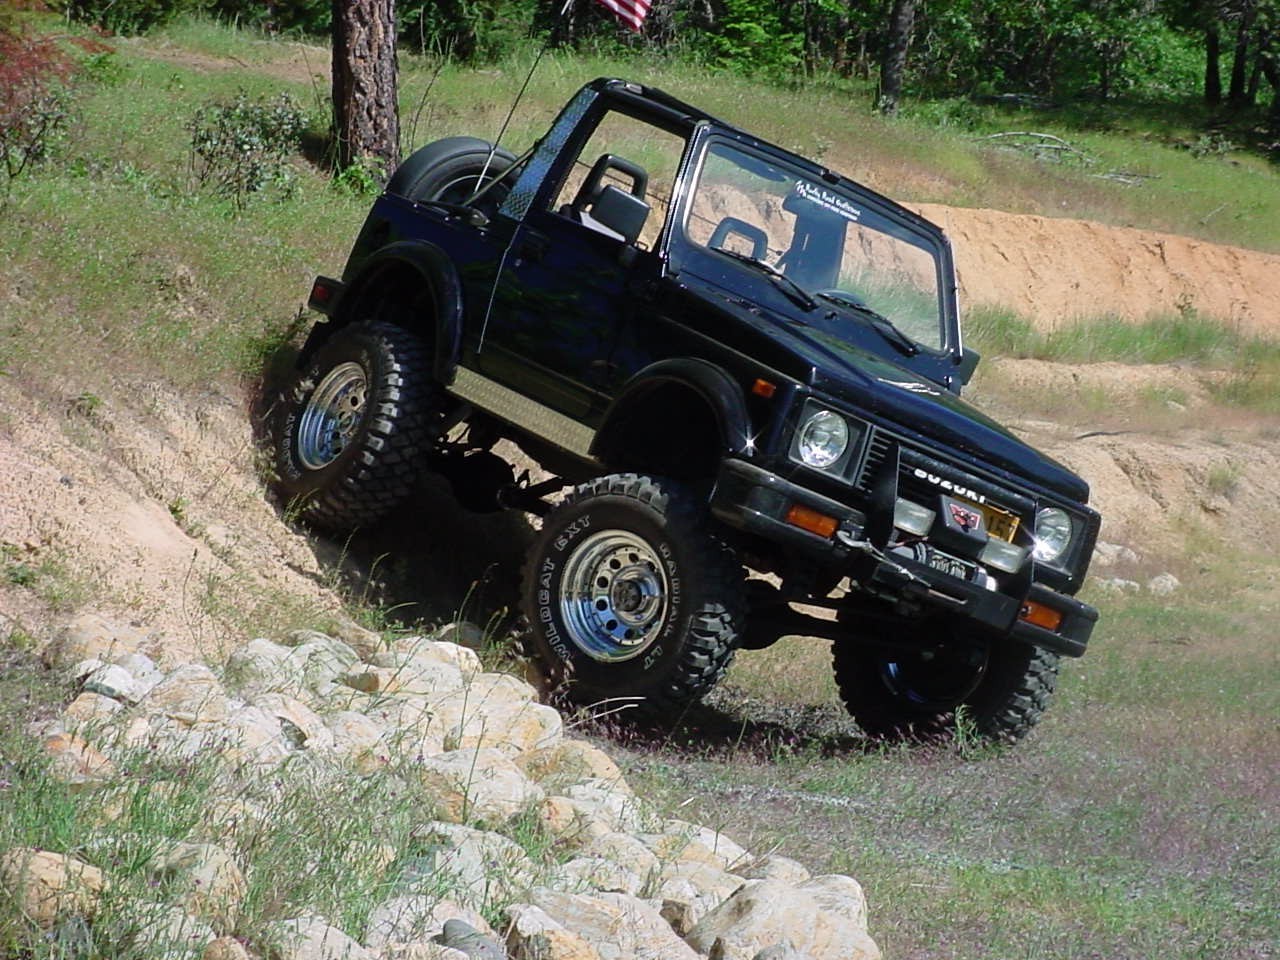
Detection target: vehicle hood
<box><xmin>675</xmin><ymin>280</ymin><xmax>1089</xmax><ymax>503</ymax></box>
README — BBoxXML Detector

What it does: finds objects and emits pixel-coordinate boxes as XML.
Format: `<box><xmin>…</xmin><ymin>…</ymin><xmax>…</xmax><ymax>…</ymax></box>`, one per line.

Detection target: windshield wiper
<box><xmin>716</xmin><ymin>248</ymin><xmax>817</xmax><ymax>312</ymax></box>
<box><xmin>814</xmin><ymin>291</ymin><xmax>920</xmax><ymax>357</ymax></box>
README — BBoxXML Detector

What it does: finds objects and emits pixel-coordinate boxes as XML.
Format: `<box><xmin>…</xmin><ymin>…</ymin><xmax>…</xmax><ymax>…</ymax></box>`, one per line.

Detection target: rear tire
<box><xmin>273</xmin><ymin>323</ymin><xmax>439</xmax><ymax>532</ymax></box>
<box><xmin>387</xmin><ymin>137</ymin><xmax>516</xmax><ymax>216</ymax></box>
<box><xmin>832</xmin><ymin>625</ymin><xmax>1060</xmax><ymax>744</ymax></box>
<box><xmin>521</xmin><ymin>474</ymin><xmax>745</xmax><ymax>718</ymax></box>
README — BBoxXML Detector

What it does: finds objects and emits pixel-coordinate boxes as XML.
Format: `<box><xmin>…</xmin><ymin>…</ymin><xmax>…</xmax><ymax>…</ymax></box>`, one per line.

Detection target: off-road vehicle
<box><xmin>274</xmin><ymin>78</ymin><xmax>1100</xmax><ymax>742</ymax></box>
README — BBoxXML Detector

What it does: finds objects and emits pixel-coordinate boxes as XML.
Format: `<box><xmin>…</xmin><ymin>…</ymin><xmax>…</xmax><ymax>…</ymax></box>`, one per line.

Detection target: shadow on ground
<box><xmin>567</xmin><ymin>683</ymin><xmax>879</xmax><ymax>762</ymax></box>
<box><xmin>253</xmin><ymin>353</ymin><xmax>538</xmax><ymax>633</ymax></box>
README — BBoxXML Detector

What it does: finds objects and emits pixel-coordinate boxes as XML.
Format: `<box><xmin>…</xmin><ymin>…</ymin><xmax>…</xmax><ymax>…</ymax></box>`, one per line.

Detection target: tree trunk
<box><xmin>1261</xmin><ymin>46</ymin><xmax>1280</xmax><ymax>135</ymax></box>
<box><xmin>331</xmin><ymin>0</ymin><xmax>400</xmax><ymax>182</ymax></box>
<box><xmin>878</xmin><ymin>0</ymin><xmax>916</xmax><ymax>115</ymax></box>
<box><xmin>1228</xmin><ymin>7</ymin><xmax>1255</xmax><ymax>105</ymax></box>
<box><xmin>1205</xmin><ymin>21</ymin><xmax>1222</xmax><ymax>104</ymax></box>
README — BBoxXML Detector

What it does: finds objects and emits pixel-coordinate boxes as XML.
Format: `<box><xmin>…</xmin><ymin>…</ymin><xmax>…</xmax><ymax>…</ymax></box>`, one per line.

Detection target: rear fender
<box><xmin>300</xmin><ymin>240</ymin><xmax>464</xmax><ymax>384</ymax></box>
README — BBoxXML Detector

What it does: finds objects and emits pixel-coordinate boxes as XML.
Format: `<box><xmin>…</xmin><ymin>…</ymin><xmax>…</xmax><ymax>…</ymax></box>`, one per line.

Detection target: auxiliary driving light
<box><xmin>893</xmin><ymin>499</ymin><xmax>935</xmax><ymax>536</ymax></box>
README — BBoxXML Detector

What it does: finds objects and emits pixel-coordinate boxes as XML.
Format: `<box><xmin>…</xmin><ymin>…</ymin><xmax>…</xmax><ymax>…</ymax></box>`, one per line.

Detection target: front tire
<box><xmin>273</xmin><ymin>323</ymin><xmax>437</xmax><ymax>532</ymax></box>
<box><xmin>521</xmin><ymin>474</ymin><xmax>745</xmax><ymax>717</ymax></box>
<box><xmin>832</xmin><ymin>626</ymin><xmax>1060</xmax><ymax>744</ymax></box>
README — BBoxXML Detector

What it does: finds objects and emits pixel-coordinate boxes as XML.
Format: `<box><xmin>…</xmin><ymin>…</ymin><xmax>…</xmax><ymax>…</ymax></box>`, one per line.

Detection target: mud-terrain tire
<box><xmin>522</xmin><ymin>474</ymin><xmax>745</xmax><ymax>717</ymax></box>
<box><xmin>386</xmin><ymin>137</ymin><xmax>517</xmax><ymax>214</ymax></box>
<box><xmin>832</xmin><ymin>630</ymin><xmax>1060</xmax><ymax>744</ymax></box>
<box><xmin>274</xmin><ymin>322</ymin><xmax>438</xmax><ymax>532</ymax></box>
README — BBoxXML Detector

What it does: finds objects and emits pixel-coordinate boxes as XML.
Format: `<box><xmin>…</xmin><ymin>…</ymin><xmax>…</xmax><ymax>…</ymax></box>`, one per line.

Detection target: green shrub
<box><xmin>187</xmin><ymin>91</ymin><xmax>307</xmax><ymax>207</ymax></box>
<box><xmin>64</xmin><ymin>0</ymin><xmax>209</xmax><ymax>36</ymax></box>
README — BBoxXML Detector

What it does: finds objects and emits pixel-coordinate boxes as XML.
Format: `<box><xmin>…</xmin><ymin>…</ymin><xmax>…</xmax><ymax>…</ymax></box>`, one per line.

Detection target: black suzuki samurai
<box><xmin>274</xmin><ymin>78</ymin><xmax>1100</xmax><ymax>742</ymax></box>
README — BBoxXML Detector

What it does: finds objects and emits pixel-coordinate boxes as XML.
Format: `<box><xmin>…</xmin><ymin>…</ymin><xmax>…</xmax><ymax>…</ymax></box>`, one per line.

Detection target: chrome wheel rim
<box><xmin>559</xmin><ymin>530</ymin><xmax>669</xmax><ymax>662</ymax></box>
<box><xmin>296</xmin><ymin>362</ymin><xmax>367</xmax><ymax>470</ymax></box>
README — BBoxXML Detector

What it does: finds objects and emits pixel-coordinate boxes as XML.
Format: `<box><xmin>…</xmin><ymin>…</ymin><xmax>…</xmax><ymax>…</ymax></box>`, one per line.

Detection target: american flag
<box><xmin>594</xmin><ymin>0</ymin><xmax>651</xmax><ymax>32</ymax></box>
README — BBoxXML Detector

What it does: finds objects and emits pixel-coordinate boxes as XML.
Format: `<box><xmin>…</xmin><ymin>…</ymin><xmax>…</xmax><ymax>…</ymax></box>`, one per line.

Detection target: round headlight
<box><xmin>1033</xmin><ymin>507</ymin><xmax>1073</xmax><ymax>563</ymax></box>
<box><xmin>797</xmin><ymin>410</ymin><xmax>849</xmax><ymax>469</ymax></box>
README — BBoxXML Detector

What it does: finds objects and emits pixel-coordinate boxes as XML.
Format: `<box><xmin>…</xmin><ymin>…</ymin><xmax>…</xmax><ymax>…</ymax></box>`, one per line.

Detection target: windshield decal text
<box><xmin>794</xmin><ymin>181</ymin><xmax>862</xmax><ymax>223</ymax></box>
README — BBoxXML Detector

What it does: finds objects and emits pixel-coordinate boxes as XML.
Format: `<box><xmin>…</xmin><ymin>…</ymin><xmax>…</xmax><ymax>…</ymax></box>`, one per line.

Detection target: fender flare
<box><xmin>305</xmin><ymin>240</ymin><xmax>464</xmax><ymax>385</ymax></box>
<box><xmin>593</xmin><ymin>358</ymin><xmax>753</xmax><ymax>461</ymax></box>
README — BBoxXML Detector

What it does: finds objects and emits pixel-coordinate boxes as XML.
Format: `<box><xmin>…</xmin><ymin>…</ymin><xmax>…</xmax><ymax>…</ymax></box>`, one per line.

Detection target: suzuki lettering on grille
<box><xmin>913</xmin><ymin>467</ymin><xmax>988</xmax><ymax>504</ymax></box>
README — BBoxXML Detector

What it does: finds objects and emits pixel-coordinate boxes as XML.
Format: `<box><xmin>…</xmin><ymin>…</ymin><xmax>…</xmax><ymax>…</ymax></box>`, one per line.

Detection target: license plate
<box><xmin>925</xmin><ymin>548</ymin><xmax>974</xmax><ymax>580</ymax></box>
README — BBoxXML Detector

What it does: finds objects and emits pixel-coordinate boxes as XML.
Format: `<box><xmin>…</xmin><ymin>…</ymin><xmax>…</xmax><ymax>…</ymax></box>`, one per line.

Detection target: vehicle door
<box><xmin>471</xmin><ymin>103</ymin><xmax>688</xmax><ymax>426</ymax></box>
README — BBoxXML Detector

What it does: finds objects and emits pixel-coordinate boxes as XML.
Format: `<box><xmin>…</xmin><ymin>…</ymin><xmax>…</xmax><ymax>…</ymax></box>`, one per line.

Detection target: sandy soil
<box><xmin>919</xmin><ymin>204</ymin><xmax>1280</xmax><ymax>334</ymax></box>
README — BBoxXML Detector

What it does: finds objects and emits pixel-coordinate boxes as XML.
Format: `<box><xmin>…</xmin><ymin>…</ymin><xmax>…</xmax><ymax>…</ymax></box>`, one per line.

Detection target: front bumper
<box><xmin>710</xmin><ymin>459</ymin><xmax>1098</xmax><ymax>658</ymax></box>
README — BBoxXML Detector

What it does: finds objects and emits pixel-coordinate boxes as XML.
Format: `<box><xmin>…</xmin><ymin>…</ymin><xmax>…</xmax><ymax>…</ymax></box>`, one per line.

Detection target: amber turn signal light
<box><xmin>785</xmin><ymin>504</ymin><xmax>839</xmax><ymax>539</ymax></box>
<box><xmin>751</xmin><ymin>378</ymin><xmax>777</xmax><ymax>398</ymax></box>
<box><xmin>1019</xmin><ymin>600</ymin><xmax>1064</xmax><ymax>632</ymax></box>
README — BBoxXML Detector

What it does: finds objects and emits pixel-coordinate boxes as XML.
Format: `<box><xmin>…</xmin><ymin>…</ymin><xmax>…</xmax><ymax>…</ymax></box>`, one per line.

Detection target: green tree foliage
<box><xmin>64</xmin><ymin>0</ymin><xmax>208</xmax><ymax>35</ymax></box>
<box><xmin>62</xmin><ymin>0</ymin><xmax>1280</xmax><ymax>136</ymax></box>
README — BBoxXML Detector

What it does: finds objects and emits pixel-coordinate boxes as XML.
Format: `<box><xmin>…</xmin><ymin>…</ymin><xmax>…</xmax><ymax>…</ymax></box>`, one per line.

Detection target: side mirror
<box><xmin>955</xmin><ymin>346</ymin><xmax>981</xmax><ymax>386</ymax></box>
<box><xmin>589</xmin><ymin>184</ymin><xmax>651</xmax><ymax>245</ymax></box>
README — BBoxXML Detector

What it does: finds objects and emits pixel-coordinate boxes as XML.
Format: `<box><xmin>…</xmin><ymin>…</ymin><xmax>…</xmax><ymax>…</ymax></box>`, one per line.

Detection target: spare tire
<box><xmin>386</xmin><ymin>136</ymin><xmax>517</xmax><ymax>214</ymax></box>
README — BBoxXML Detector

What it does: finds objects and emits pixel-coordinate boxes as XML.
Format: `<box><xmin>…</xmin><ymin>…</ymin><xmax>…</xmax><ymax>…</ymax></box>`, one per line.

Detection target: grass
<box><xmin>1</xmin><ymin>12</ymin><xmax>1277</xmax><ymax>960</ymax></box>
<box><xmin>611</xmin><ymin>547</ymin><xmax>1280</xmax><ymax>960</ymax></box>
<box><xmin>965</xmin><ymin>305</ymin><xmax>1280</xmax><ymax>416</ymax></box>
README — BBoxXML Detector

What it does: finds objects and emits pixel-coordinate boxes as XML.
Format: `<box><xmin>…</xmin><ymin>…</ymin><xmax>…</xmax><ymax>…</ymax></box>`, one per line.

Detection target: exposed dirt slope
<box><xmin>918</xmin><ymin>204</ymin><xmax>1280</xmax><ymax>333</ymax></box>
<box><xmin>3</xmin><ymin>201</ymin><xmax>1279</xmax><ymax>654</ymax></box>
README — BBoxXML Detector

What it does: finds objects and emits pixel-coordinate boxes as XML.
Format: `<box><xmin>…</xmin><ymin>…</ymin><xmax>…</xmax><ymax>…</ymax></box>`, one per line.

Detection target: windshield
<box><xmin>681</xmin><ymin>140</ymin><xmax>946</xmax><ymax>352</ymax></box>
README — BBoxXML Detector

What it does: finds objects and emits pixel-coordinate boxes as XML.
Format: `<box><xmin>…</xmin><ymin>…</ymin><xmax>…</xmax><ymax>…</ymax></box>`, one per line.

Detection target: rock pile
<box><xmin>2</xmin><ymin>613</ymin><xmax>879</xmax><ymax>960</ymax></box>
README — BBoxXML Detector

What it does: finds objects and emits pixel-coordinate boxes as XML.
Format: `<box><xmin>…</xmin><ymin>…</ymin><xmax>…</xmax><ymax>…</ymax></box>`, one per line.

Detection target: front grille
<box><xmin>857</xmin><ymin>428</ymin><xmax>1032</xmax><ymax>542</ymax></box>
<box><xmin>854</xmin><ymin>429</ymin><xmax>894</xmax><ymax>494</ymax></box>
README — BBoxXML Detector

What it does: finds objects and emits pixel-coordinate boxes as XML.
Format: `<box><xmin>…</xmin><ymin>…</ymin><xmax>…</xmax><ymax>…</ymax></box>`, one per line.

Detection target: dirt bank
<box><xmin>918</xmin><ymin>204</ymin><xmax>1280</xmax><ymax>334</ymax></box>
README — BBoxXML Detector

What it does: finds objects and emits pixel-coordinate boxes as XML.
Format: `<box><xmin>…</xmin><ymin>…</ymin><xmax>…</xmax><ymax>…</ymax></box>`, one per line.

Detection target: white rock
<box><xmin>361</xmin><ymin>654</ymin><xmax>465</xmax><ymax>698</ymax></box>
<box><xmin>563</xmin><ymin>781</ymin><xmax>646</xmax><ymax>833</ymax></box>
<box><xmin>252</xmin><ymin>694</ymin><xmax>336</xmax><ymax>752</ymax></box>
<box><xmin>529</xmin><ymin>889</ymin><xmax>700</xmax><ymax>960</ymax></box>
<box><xmin>660</xmin><ymin>822</ymin><xmax>749</xmax><ymax>871</ymax></box>
<box><xmin>224</xmin><ymin>638</ymin><xmax>307</xmax><ymax>698</ymax></box>
<box><xmin>268</xmin><ymin>916</ymin><xmax>375</xmax><ymax>960</ymax></box>
<box><xmin>126</xmin><ymin>902</ymin><xmax>216</xmax><ymax>955</ymax></box>
<box><xmin>1091</xmin><ymin>542</ymin><xmax>1141</xmax><ymax>568</ymax></box>
<box><xmin>394</xmin><ymin>637</ymin><xmax>483</xmax><ymax>677</ymax></box>
<box><xmin>363</xmin><ymin>895</ymin><xmax>491</xmax><ymax>950</ymax></box>
<box><xmin>504</xmin><ymin>903</ymin><xmax>604</xmax><ymax>960</ymax></box>
<box><xmin>414</xmin><ymin>748</ymin><xmax>544</xmax><ymax>826</ymax></box>
<box><xmin>218</xmin><ymin>706</ymin><xmax>292</xmax><ymax>767</ymax></box>
<box><xmin>1147</xmin><ymin>573</ymin><xmax>1182</xmax><ymax>596</ymax></box>
<box><xmin>433</xmin><ymin>689</ymin><xmax>563</xmax><ymax>757</ymax></box>
<box><xmin>142</xmin><ymin>664</ymin><xmax>230</xmax><ymax>726</ymax></box>
<box><xmin>1094</xmin><ymin>577</ymin><xmax>1141</xmax><ymax>594</ymax></box>
<box><xmin>152</xmin><ymin>842</ymin><xmax>246</xmax><ymax>935</ymax></box>
<box><xmin>551</xmin><ymin>856</ymin><xmax>644</xmax><ymax>897</ymax></box>
<box><xmin>293</xmin><ymin>637</ymin><xmax>363</xmax><ymax>694</ymax></box>
<box><xmin>403</xmin><ymin>822</ymin><xmax>538</xmax><ymax>910</ymax></box>
<box><xmin>741</xmin><ymin>854</ymin><xmax>810</xmax><ymax>886</ymax></box>
<box><xmin>517</xmin><ymin>740</ymin><xmax>631</xmax><ymax>796</ymax></box>
<box><xmin>685</xmin><ymin>879</ymin><xmax>879</xmax><ymax>960</ymax></box>
<box><xmin>82</xmin><ymin>663</ymin><xmax>146</xmax><ymax>704</ymax></box>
